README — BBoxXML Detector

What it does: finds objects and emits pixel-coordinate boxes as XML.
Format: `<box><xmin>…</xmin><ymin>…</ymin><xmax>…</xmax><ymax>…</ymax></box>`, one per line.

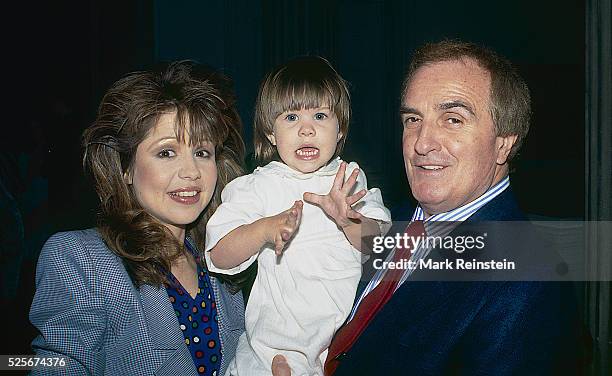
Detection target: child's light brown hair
<box><xmin>254</xmin><ymin>56</ymin><xmax>350</xmax><ymax>164</ymax></box>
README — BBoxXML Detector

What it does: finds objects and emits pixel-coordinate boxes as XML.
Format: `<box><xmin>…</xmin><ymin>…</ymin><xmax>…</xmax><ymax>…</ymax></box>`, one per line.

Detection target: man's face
<box><xmin>401</xmin><ymin>59</ymin><xmax>516</xmax><ymax>217</ymax></box>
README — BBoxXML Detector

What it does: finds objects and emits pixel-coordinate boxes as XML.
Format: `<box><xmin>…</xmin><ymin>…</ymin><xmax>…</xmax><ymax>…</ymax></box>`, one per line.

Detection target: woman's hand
<box><xmin>263</xmin><ymin>200</ymin><xmax>303</xmax><ymax>255</ymax></box>
<box><xmin>303</xmin><ymin>162</ymin><xmax>366</xmax><ymax>228</ymax></box>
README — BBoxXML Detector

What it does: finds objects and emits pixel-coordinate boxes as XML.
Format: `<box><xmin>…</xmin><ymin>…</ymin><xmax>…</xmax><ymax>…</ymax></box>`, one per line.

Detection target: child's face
<box><xmin>268</xmin><ymin>106</ymin><xmax>343</xmax><ymax>173</ymax></box>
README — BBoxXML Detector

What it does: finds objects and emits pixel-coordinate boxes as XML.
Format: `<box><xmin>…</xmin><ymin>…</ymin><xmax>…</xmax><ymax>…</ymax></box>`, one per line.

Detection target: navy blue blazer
<box><xmin>29</xmin><ymin>229</ymin><xmax>245</xmax><ymax>376</ymax></box>
<box><xmin>334</xmin><ymin>188</ymin><xmax>581</xmax><ymax>375</ymax></box>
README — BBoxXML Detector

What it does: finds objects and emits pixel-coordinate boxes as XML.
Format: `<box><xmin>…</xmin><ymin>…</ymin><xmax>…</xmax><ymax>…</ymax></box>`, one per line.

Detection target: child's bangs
<box><xmin>271</xmin><ymin>80</ymin><xmax>336</xmax><ymax>118</ymax></box>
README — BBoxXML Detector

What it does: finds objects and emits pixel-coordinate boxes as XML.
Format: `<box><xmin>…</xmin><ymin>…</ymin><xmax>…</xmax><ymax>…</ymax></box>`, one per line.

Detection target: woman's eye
<box><xmin>285</xmin><ymin>114</ymin><xmax>298</xmax><ymax>122</ymax></box>
<box><xmin>314</xmin><ymin>112</ymin><xmax>328</xmax><ymax>120</ymax></box>
<box><xmin>157</xmin><ymin>149</ymin><xmax>176</xmax><ymax>158</ymax></box>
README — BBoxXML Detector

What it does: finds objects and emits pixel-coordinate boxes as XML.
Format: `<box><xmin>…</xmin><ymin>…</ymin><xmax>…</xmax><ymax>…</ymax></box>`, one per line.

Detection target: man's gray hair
<box><xmin>402</xmin><ymin>40</ymin><xmax>531</xmax><ymax>161</ymax></box>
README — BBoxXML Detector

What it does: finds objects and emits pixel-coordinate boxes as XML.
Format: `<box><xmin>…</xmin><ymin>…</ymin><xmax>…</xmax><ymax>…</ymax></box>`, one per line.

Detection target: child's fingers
<box><xmin>285</xmin><ymin>211</ymin><xmax>298</xmax><ymax>228</ymax></box>
<box><xmin>276</xmin><ymin>226</ymin><xmax>297</xmax><ymax>255</ymax></box>
<box><xmin>303</xmin><ymin>192</ymin><xmax>324</xmax><ymax>205</ymax></box>
<box><xmin>276</xmin><ymin>201</ymin><xmax>302</xmax><ymax>256</ymax></box>
<box><xmin>294</xmin><ymin>204</ymin><xmax>303</xmax><ymax>225</ymax></box>
<box><xmin>281</xmin><ymin>220</ymin><xmax>298</xmax><ymax>240</ymax></box>
<box><xmin>331</xmin><ymin>161</ymin><xmax>347</xmax><ymax>190</ymax></box>
<box><xmin>286</xmin><ymin>200</ymin><xmax>303</xmax><ymax>214</ymax></box>
<box><xmin>347</xmin><ymin>208</ymin><xmax>364</xmax><ymax>220</ymax></box>
<box><xmin>341</xmin><ymin>168</ymin><xmax>360</xmax><ymax>195</ymax></box>
<box><xmin>346</xmin><ymin>189</ymin><xmax>367</xmax><ymax>206</ymax></box>
<box><xmin>274</xmin><ymin>237</ymin><xmax>285</xmax><ymax>255</ymax></box>
<box><xmin>271</xmin><ymin>354</ymin><xmax>291</xmax><ymax>376</ymax></box>
<box><xmin>292</xmin><ymin>200</ymin><xmax>303</xmax><ymax>215</ymax></box>
<box><xmin>286</xmin><ymin>200</ymin><xmax>303</xmax><ymax>220</ymax></box>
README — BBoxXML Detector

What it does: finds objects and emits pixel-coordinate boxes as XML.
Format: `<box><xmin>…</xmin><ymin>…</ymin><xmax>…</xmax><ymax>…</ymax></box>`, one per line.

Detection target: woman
<box><xmin>29</xmin><ymin>61</ymin><xmax>246</xmax><ymax>376</ymax></box>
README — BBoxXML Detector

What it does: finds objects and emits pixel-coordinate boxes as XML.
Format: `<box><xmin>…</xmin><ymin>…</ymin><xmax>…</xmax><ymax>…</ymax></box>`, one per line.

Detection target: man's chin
<box><xmin>411</xmin><ymin>193</ymin><xmax>449</xmax><ymax>214</ymax></box>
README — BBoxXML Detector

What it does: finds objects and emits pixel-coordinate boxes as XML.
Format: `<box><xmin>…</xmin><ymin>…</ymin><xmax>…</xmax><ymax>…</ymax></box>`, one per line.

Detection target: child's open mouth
<box><xmin>295</xmin><ymin>147</ymin><xmax>320</xmax><ymax>160</ymax></box>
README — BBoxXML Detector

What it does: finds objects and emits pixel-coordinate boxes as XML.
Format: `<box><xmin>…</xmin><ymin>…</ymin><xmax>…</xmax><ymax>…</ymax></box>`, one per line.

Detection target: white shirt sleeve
<box><xmin>205</xmin><ymin>174</ymin><xmax>264</xmax><ymax>275</ymax></box>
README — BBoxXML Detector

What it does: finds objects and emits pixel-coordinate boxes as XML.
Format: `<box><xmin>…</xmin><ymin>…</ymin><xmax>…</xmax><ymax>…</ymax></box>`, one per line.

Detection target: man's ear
<box><xmin>495</xmin><ymin>134</ymin><xmax>518</xmax><ymax>165</ymax></box>
<box><xmin>266</xmin><ymin>133</ymin><xmax>276</xmax><ymax>146</ymax></box>
<box><xmin>123</xmin><ymin>170</ymin><xmax>133</xmax><ymax>185</ymax></box>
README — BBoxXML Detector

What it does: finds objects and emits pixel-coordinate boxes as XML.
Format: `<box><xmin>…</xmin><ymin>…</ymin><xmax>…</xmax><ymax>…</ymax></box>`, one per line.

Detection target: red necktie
<box><xmin>324</xmin><ymin>220</ymin><xmax>425</xmax><ymax>376</ymax></box>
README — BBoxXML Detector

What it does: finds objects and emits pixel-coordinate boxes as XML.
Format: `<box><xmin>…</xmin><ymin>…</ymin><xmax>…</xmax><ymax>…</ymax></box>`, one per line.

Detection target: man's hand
<box><xmin>303</xmin><ymin>162</ymin><xmax>366</xmax><ymax>228</ymax></box>
<box><xmin>271</xmin><ymin>355</ymin><xmax>291</xmax><ymax>376</ymax></box>
<box><xmin>263</xmin><ymin>200</ymin><xmax>303</xmax><ymax>255</ymax></box>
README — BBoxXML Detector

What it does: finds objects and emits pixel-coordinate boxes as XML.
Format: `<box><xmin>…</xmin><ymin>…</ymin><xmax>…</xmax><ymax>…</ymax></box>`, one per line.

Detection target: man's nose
<box><xmin>178</xmin><ymin>155</ymin><xmax>201</xmax><ymax>180</ymax></box>
<box><xmin>298</xmin><ymin>121</ymin><xmax>315</xmax><ymax>137</ymax></box>
<box><xmin>413</xmin><ymin>121</ymin><xmax>442</xmax><ymax>155</ymax></box>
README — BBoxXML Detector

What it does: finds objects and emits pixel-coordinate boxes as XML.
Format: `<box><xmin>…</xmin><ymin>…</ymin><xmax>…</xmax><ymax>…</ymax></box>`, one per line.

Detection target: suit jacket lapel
<box><xmin>462</xmin><ymin>188</ymin><xmax>525</xmax><ymax>222</ymax></box>
<box><xmin>139</xmin><ymin>284</ymin><xmax>198</xmax><ymax>376</ymax></box>
<box><xmin>365</xmin><ymin>187</ymin><xmax>526</xmax><ymax>322</ymax></box>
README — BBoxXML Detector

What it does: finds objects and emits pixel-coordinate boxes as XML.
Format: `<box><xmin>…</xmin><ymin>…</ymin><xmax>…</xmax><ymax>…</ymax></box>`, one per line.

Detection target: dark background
<box><xmin>1</xmin><ymin>0</ymin><xmax>585</xmax><ymax>356</ymax></box>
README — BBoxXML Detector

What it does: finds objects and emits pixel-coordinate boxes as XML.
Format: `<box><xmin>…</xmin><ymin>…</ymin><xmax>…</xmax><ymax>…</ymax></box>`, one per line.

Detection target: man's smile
<box><xmin>419</xmin><ymin>165</ymin><xmax>446</xmax><ymax>170</ymax></box>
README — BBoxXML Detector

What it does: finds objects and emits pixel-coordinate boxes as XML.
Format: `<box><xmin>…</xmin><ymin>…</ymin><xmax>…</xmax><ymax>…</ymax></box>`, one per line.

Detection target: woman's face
<box><xmin>125</xmin><ymin>112</ymin><xmax>217</xmax><ymax>240</ymax></box>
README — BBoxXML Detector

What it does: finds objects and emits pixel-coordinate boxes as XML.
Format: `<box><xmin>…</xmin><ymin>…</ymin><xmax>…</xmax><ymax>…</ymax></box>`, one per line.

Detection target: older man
<box><xmin>325</xmin><ymin>40</ymin><xmax>581</xmax><ymax>375</ymax></box>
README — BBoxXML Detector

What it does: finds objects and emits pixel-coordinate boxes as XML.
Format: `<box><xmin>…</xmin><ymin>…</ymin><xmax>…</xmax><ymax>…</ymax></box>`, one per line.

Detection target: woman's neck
<box><xmin>166</xmin><ymin>224</ymin><xmax>186</xmax><ymax>243</ymax></box>
<box><xmin>171</xmin><ymin>251</ymin><xmax>198</xmax><ymax>299</ymax></box>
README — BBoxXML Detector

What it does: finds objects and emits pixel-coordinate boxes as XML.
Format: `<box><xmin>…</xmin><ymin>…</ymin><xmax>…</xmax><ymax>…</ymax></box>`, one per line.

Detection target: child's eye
<box><xmin>314</xmin><ymin>113</ymin><xmax>328</xmax><ymax>120</ymax></box>
<box><xmin>157</xmin><ymin>149</ymin><xmax>176</xmax><ymax>158</ymax></box>
<box><xmin>285</xmin><ymin>113</ymin><xmax>298</xmax><ymax>122</ymax></box>
<box><xmin>195</xmin><ymin>149</ymin><xmax>212</xmax><ymax>158</ymax></box>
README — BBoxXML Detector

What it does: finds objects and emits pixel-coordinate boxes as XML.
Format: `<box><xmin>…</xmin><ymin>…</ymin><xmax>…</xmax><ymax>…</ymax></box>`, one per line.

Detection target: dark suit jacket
<box><xmin>334</xmin><ymin>188</ymin><xmax>582</xmax><ymax>375</ymax></box>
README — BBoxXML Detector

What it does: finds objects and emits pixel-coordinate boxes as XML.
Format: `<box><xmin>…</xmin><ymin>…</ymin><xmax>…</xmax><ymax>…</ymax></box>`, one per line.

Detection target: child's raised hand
<box><xmin>303</xmin><ymin>162</ymin><xmax>366</xmax><ymax>228</ymax></box>
<box><xmin>264</xmin><ymin>200</ymin><xmax>303</xmax><ymax>255</ymax></box>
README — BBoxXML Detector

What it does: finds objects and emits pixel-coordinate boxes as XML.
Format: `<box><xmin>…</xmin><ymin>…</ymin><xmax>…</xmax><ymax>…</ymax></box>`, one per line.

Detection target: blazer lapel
<box><xmin>380</xmin><ymin>188</ymin><xmax>525</xmax><ymax>316</ymax></box>
<box><xmin>139</xmin><ymin>284</ymin><xmax>198</xmax><ymax>376</ymax></box>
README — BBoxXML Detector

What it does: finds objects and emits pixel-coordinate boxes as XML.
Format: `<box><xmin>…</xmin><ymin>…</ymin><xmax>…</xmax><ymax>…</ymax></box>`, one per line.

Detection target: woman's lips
<box><xmin>295</xmin><ymin>147</ymin><xmax>320</xmax><ymax>160</ymax></box>
<box><xmin>168</xmin><ymin>190</ymin><xmax>201</xmax><ymax>205</ymax></box>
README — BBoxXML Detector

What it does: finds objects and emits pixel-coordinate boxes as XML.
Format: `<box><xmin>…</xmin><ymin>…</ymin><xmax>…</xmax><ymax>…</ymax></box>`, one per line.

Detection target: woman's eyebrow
<box><xmin>146</xmin><ymin>136</ymin><xmax>177</xmax><ymax>151</ymax></box>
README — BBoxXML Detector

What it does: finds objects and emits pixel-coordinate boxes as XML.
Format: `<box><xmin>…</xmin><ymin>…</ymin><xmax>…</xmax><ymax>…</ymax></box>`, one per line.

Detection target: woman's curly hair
<box><xmin>82</xmin><ymin>61</ymin><xmax>244</xmax><ymax>288</ymax></box>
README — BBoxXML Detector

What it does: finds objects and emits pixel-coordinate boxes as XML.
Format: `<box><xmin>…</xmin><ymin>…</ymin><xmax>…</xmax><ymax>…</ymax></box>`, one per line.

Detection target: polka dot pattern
<box><xmin>165</xmin><ymin>242</ymin><xmax>221</xmax><ymax>376</ymax></box>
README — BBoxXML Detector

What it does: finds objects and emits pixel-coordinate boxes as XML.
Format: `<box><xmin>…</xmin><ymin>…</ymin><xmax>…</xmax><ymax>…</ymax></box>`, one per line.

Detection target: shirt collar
<box><xmin>255</xmin><ymin>157</ymin><xmax>342</xmax><ymax>179</ymax></box>
<box><xmin>411</xmin><ymin>176</ymin><xmax>510</xmax><ymax>223</ymax></box>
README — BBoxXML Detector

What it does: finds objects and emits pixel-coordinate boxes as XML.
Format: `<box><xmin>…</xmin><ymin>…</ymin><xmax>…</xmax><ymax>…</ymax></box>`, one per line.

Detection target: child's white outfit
<box><xmin>205</xmin><ymin>157</ymin><xmax>391</xmax><ymax>376</ymax></box>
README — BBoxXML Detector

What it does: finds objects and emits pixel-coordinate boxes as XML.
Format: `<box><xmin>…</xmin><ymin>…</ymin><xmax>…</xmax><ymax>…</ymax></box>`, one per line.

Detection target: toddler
<box><xmin>205</xmin><ymin>56</ymin><xmax>390</xmax><ymax>375</ymax></box>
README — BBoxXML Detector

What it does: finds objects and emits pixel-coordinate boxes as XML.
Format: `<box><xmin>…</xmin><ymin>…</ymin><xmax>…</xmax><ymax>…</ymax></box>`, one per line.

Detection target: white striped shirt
<box><xmin>347</xmin><ymin>176</ymin><xmax>510</xmax><ymax>321</ymax></box>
